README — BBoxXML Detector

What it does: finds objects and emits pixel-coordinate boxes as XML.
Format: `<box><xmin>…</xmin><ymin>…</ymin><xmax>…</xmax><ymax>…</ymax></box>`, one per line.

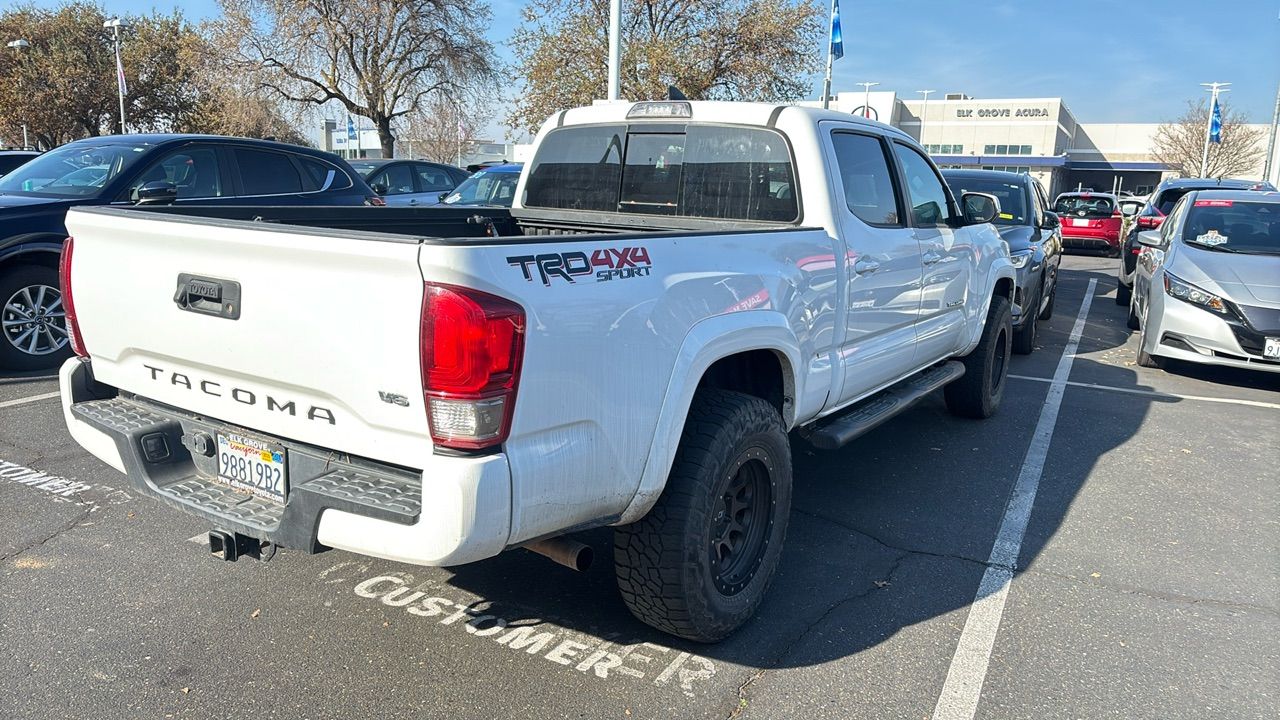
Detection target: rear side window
<box><xmin>1154</xmin><ymin>189</ymin><xmax>1190</xmax><ymax>215</ymax></box>
<box><xmin>415</xmin><ymin>165</ymin><xmax>457</xmax><ymax>192</ymax></box>
<box><xmin>831</xmin><ymin>132</ymin><xmax>899</xmax><ymax>226</ymax></box>
<box><xmin>298</xmin><ymin>157</ymin><xmax>352</xmax><ymax>191</ymax></box>
<box><xmin>525</xmin><ymin>123</ymin><xmax>798</xmax><ymax>222</ymax></box>
<box><xmin>1054</xmin><ymin>194</ymin><xmax>1115</xmax><ymax>218</ymax></box>
<box><xmin>234</xmin><ymin>149</ymin><xmax>303</xmax><ymax>195</ymax></box>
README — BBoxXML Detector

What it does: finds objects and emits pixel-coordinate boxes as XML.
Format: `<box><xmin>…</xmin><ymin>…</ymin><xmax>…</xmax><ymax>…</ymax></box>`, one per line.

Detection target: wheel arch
<box><xmin>0</xmin><ymin>237</ymin><xmax>65</xmax><ymax>273</ymax></box>
<box><xmin>615</xmin><ymin>311</ymin><xmax>802</xmax><ymax>524</ymax></box>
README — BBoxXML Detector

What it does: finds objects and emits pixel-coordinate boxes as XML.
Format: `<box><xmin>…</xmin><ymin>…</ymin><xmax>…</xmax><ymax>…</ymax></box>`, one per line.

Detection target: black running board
<box><xmin>799</xmin><ymin>361</ymin><xmax>966</xmax><ymax>450</ymax></box>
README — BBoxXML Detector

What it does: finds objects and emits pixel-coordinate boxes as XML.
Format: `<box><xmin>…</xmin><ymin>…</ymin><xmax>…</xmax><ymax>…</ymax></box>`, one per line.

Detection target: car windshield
<box><xmin>443</xmin><ymin>170</ymin><xmax>519</xmax><ymax>207</ymax></box>
<box><xmin>1182</xmin><ymin>200</ymin><xmax>1280</xmax><ymax>254</ymax></box>
<box><xmin>945</xmin><ymin>177</ymin><xmax>1027</xmax><ymax>225</ymax></box>
<box><xmin>1053</xmin><ymin>194</ymin><xmax>1115</xmax><ymax>218</ymax></box>
<box><xmin>0</xmin><ymin>142</ymin><xmax>150</xmax><ymax>197</ymax></box>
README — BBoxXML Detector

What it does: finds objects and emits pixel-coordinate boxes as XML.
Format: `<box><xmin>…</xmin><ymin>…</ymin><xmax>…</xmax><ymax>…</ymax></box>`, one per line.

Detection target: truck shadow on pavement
<box><xmin>436</xmin><ymin>266</ymin><xmax>1207</xmax><ymax>676</ymax></box>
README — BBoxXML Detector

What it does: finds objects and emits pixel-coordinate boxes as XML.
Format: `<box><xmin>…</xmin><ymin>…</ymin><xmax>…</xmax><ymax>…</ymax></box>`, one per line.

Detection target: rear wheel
<box><xmin>945</xmin><ymin>295</ymin><xmax>1012</xmax><ymax>419</ymax></box>
<box><xmin>0</xmin><ymin>265</ymin><xmax>72</xmax><ymax>371</ymax></box>
<box><xmin>614</xmin><ymin>389</ymin><xmax>791</xmax><ymax>642</ymax></box>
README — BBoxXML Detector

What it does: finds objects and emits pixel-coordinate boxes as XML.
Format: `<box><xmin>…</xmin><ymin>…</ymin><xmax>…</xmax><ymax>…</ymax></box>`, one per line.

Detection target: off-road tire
<box><xmin>945</xmin><ymin>295</ymin><xmax>1012</xmax><ymax>419</ymax></box>
<box><xmin>613</xmin><ymin>389</ymin><xmax>791</xmax><ymax>643</ymax></box>
<box><xmin>0</xmin><ymin>264</ymin><xmax>72</xmax><ymax>371</ymax></box>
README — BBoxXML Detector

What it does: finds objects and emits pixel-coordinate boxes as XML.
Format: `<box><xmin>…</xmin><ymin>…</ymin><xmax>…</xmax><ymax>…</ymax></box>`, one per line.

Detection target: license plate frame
<box><xmin>1265</xmin><ymin>337</ymin><xmax>1280</xmax><ymax>359</ymax></box>
<box><xmin>215</xmin><ymin>432</ymin><xmax>288</xmax><ymax>504</ymax></box>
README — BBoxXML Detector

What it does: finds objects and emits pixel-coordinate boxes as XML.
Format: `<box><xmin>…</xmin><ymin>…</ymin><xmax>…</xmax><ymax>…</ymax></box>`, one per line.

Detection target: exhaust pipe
<box><xmin>523</xmin><ymin>536</ymin><xmax>593</xmax><ymax>572</ymax></box>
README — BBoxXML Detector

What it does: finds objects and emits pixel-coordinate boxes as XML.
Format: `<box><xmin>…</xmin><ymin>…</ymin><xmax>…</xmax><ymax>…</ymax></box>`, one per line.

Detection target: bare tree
<box><xmin>217</xmin><ymin>0</ymin><xmax>495</xmax><ymax>157</ymax></box>
<box><xmin>508</xmin><ymin>0</ymin><xmax>824</xmax><ymax>135</ymax></box>
<box><xmin>1152</xmin><ymin>99</ymin><xmax>1265</xmax><ymax>179</ymax></box>
<box><xmin>398</xmin><ymin>92</ymin><xmax>493</xmax><ymax>163</ymax></box>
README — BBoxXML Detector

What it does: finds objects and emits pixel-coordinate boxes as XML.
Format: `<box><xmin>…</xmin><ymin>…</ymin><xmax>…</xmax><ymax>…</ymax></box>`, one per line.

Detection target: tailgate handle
<box><xmin>174</xmin><ymin>274</ymin><xmax>241</xmax><ymax>319</ymax></box>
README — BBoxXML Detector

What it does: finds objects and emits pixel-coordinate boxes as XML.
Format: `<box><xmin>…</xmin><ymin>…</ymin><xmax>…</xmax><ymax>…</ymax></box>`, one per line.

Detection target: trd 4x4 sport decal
<box><xmin>508</xmin><ymin>247</ymin><xmax>652</xmax><ymax>286</ymax></box>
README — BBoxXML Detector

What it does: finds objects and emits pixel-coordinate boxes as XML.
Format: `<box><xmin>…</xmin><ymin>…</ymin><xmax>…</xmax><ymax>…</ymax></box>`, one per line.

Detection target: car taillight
<box><xmin>420</xmin><ymin>283</ymin><xmax>525</xmax><ymax>450</ymax></box>
<box><xmin>58</xmin><ymin>236</ymin><xmax>88</xmax><ymax>358</ymax></box>
<box><xmin>1137</xmin><ymin>216</ymin><xmax>1164</xmax><ymax>229</ymax></box>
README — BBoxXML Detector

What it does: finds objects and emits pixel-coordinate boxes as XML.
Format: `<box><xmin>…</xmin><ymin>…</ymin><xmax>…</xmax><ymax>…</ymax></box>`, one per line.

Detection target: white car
<box><xmin>1130</xmin><ymin>189</ymin><xmax>1280</xmax><ymax>372</ymax></box>
<box><xmin>59</xmin><ymin>100</ymin><xmax>1015</xmax><ymax>641</ymax></box>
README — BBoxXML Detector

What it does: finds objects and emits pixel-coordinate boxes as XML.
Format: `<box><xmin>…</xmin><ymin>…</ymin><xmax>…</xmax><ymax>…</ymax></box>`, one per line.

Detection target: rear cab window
<box><xmin>524</xmin><ymin>123</ymin><xmax>798</xmax><ymax>222</ymax></box>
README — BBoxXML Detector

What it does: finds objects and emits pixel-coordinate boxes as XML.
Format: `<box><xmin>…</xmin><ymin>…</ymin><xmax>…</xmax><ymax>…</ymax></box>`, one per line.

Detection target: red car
<box><xmin>1053</xmin><ymin>192</ymin><xmax>1123</xmax><ymax>255</ymax></box>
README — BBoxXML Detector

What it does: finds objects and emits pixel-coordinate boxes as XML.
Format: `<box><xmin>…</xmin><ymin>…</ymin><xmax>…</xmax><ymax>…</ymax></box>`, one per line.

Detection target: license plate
<box><xmin>1070</xmin><ymin>218</ymin><xmax>1090</xmax><ymax>227</ymax></box>
<box><xmin>1265</xmin><ymin>337</ymin><xmax>1280</xmax><ymax>359</ymax></box>
<box><xmin>216</xmin><ymin>432</ymin><xmax>287</xmax><ymax>504</ymax></box>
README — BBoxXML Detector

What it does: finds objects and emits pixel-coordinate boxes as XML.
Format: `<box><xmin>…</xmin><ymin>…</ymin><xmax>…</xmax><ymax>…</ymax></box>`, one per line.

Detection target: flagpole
<box><xmin>1199</xmin><ymin>81</ymin><xmax>1230</xmax><ymax>177</ymax></box>
<box><xmin>821</xmin><ymin>0</ymin><xmax>836</xmax><ymax>110</ymax></box>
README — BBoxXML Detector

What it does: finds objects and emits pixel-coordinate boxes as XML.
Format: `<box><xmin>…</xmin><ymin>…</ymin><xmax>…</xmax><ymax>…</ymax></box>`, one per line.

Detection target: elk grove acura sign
<box><xmin>956</xmin><ymin>107</ymin><xmax>1051</xmax><ymax>118</ymax></box>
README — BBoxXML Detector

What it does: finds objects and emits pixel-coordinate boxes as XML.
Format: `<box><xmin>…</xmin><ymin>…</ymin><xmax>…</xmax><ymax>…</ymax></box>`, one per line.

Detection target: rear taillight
<box><xmin>58</xmin><ymin>236</ymin><xmax>88</xmax><ymax>358</ymax></box>
<box><xmin>420</xmin><ymin>283</ymin><xmax>525</xmax><ymax>450</ymax></box>
<box><xmin>1137</xmin><ymin>216</ymin><xmax>1164</xmax><ymax>229</ymax></box>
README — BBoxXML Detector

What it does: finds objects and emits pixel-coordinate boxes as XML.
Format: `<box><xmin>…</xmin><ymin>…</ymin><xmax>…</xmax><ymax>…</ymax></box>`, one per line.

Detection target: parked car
<box><xmin>350</xmin><ymin>159</ymin><xmax>469</xmax><ymax>206</ymax></box>
<box><xmin>1116</xmin><ymin>177</ymin><xmax>1276</xmax><ymax>305</ymax></box>
<box><xmin>0</xmin><ymin>150</ymin><xmax>40</xmax><ymax>178</ymax></box>
<box><xmin>1128</xmin><ymin>189</ymin><xmax>1280</xmax><ymax>372</ymax></box>
<box><xmin>0</xmin><ymin>134</ymin><xmax>377</xmax><ymax>371</ymax></box>
<box><xmin>1052</xmin><ymin>191</ymin><xmax>1124</xmax><ymax>255</ymax></box>
<box><xmin>440</xmin><ymin>163</ymin><xmax>522</xmax><ymax>207</ymax></box>
<box><xmin>944</xmin><ymin>169</ymin><xmax>1062</xmax><ymax>353</ymax></box>
<box><xmin>58</xmin><ymin>100</ymin><xmax>1016</xmax><ymax>642</ymax></box>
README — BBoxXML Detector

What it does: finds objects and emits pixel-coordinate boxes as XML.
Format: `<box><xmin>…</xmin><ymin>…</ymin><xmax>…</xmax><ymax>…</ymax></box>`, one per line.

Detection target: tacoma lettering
<box><xmin>141</xmin><ymin>364</ymin><xmax>335</xmax><ymax>425</ymax></box>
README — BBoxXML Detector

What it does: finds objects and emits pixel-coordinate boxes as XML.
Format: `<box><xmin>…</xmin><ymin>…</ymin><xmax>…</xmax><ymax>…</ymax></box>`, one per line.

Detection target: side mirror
<box><xmin>370</xmin><ymin>182</ymin><xmax>388</xmax><ymax>196</ymax></box>
<box><xmin>960</xmin><ymin>191</ymin><xmax>999</xmax><ymax>225</ymax></box>
<box><xmin>131</xmin><ymin>181</ymin><xmax>178</xmax><ymax>206</ymax></box>
<box><xmin>1136</xmin><ymin>230</ymin><xmax>1163</xmax><ymax>248</ymax></box>
<box><xmin>1041</xmin><ymin>211</ymin><xmax>1061</xmax><ymax>229</ymax></box>
<box><xmin>1120</xmin><ymin>205</ymin><xmax>1138</xmax><ymax>217</ymax></box>
<box><xmin>438</xmin><ymin>192</ymin><xmax>449</xmax><ymax>203</ymax></box>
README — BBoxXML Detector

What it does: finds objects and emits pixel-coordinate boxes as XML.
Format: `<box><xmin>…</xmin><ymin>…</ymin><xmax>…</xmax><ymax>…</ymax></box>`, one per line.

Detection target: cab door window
<box><xmin>892</xmin><ymin>143</ymin><xmax>953</xmax><ymax>227</ymax></box>
<box><xmin>131</xmin><ymin>147</ymin><xmax>223</xmax><ymax>199</ymax></box>
<box><xmin>369</xmin><ymin>164</ymin><xmax>415</xmax><ymax>195</ymax></box>
<box><xmin>830</xmin><ymin>131</ymin><xmax>901</xmax><ymax>226</ymax></box>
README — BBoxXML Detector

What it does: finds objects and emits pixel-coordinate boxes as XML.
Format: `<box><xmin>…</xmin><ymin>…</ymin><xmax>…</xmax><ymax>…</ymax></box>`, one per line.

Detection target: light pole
<box><xmin>607</xmin><ymin>0</ymin><xmax>621</xmax><ymax>101</ymax></box>
<box><xmin>1199</xmin><ymin>81</ymin><xmax>1230</xmax><ymax>178</ymax></box>
<box><xmin>916</xmin><ymin>89</ymin><xmax>934</xmax><ymax>143</ymax></box>
<box><xmin>857</xmin><ymin>81</ymin><xmax>879</xmax><ymax>120</ymax></box>
<box><xmin>104</xmin><ymin>17</ymin><xmax>129</xmax><ymax>134</ymax></box>
<box><xmin>6</xmin><ymin>39</ymin><xmax>30</xmax><ymax>148</ymax></box>
<box><xmin>1264</xmin><ymin>80</ymin><xmax>1279</xmax><ymax>185</ymax></box>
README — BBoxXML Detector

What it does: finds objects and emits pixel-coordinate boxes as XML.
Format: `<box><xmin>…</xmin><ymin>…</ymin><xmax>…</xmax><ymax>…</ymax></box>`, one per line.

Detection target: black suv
<box><xmin>0</xmin><ymin>150</ymin><xmax>40</xmax><ymax>177</ymax></box>
<box><xmin>1116</xmin><ymin>177</ymin><xmax>1275</xmax><ymax>305</ymax></box>
<box><xmin>0</xmin><ymin>135</ymin><xmax>378</xmax><ymax>370</ymax></box>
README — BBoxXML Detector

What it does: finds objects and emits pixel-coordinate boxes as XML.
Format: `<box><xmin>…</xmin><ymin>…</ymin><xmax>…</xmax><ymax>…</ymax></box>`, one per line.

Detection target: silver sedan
<box><xmin>1130</xmin><ymin>189</ymin><xmax>1280</xmax><ymax>373</ymax></box>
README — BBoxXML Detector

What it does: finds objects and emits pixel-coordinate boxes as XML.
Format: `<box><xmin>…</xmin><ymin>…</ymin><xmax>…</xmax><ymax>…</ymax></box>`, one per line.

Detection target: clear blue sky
<box><xmin>12</xmin><ymin>0</ymin><xmax>1280</xmax><ymax>130</ymax></box>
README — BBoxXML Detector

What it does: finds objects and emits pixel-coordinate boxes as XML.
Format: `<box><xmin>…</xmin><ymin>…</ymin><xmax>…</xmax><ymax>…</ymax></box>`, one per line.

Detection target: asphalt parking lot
<box><xmin>1</xmin><ymin>254</ymin><xmax>1276</xmax><ymax>720</ymax></box>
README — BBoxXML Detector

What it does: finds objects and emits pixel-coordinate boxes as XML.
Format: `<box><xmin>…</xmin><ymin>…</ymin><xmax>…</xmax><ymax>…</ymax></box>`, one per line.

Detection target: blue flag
<box><xmin>347</xmin><ymin>117</ymin><xmax>357</xmax><ymax>140</ymax></box>
<box><xmin>1208</xmin><ymin>99</ymin><xmax>1222</xmax><ymax>144</ymax></box>
<box><xmin>830</xmin><ymin>0</ymin><xmax>844</xmax><ymax>60</ymax></box>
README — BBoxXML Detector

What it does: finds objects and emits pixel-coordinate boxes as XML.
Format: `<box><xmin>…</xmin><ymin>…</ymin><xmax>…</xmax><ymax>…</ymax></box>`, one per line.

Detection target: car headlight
<box><xmin>1009</xmin><ymin>249</ymin><xmax>1033</xmax><ymax>269</ymax></box>
<box><xmin>1163</xmin><ymin>272</ymin><xmax>1228</xmax><ymax>314</ymax></box>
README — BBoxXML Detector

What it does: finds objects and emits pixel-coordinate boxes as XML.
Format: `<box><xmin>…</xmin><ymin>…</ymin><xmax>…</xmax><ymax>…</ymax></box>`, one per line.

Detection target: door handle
<box><xmin>922</xmin><ymin>251</ymin><xmax>943</xmax><ymax>266</ymax></box>
<box><xmin>408</xmin><ymin>199</ymin><xmax>419</xmax><ymax>206</ymax></box>
<box><xmin>853</xmin><ymin>259</ymin><xmax>881</xmax><ymax>275</ymax></box>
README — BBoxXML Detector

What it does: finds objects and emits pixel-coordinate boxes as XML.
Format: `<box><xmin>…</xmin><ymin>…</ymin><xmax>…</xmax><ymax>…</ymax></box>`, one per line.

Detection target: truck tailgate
<box><xmin>65</xmin><ymin>208</ymin><xmax>431</xmax><ymax>469</ymax></box>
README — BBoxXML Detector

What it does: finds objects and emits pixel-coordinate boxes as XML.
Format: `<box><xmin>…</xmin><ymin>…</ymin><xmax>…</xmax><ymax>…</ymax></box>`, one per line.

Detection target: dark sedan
<box><xmin>0</xmin><ymin>134</ymin><xmax>377</xmax><ymax>370</ymax></box>
<box><xmin>943</xmin><ymin>169</ymin><xmax>1063</xmax><ymax>354</ymax></box>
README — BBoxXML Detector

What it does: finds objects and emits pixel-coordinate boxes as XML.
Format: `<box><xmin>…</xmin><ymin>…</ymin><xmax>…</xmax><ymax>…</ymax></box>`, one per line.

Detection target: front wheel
<box><xmin>0</xmin><ymin>264</ymin><xmax>73</xmax><ymax>371</ymax></box>
<box><xmin>1115</xmin><ymin>277</ymin><xmax>1132</xmax><ymax>306</ymax></box>
<box><xmin>945</xmin><ymin>295</ymin><xmax>1012</xmax><ymax>419</ymax></box>
<box><xmin>614</xmin><ymin>389</ymin><xmax>792</xmax><ymax>642</ymax></box>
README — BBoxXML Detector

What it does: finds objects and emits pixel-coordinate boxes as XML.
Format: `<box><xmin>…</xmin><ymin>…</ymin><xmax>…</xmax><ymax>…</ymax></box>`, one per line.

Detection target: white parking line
<box><xmin>1009</xmin><ymin>374</ymin><xmax>1280</xmax><ymax>410</ymax></box>
<box><xmin>931</xmin><ymin>278</ymin><xmax>1097</xmax><ymax>720</ymax></box>
<box><xmin>0</xmin><ymin>391</ymin><xmax>60</xmax><ymax>409</ymax></box>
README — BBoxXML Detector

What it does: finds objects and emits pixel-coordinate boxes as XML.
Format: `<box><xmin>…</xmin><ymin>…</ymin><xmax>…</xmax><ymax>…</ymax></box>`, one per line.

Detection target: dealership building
<box><xmin>800</xmin><ymin>90</ymin><xmax>1277</xmax><ymax>198</ymax></box>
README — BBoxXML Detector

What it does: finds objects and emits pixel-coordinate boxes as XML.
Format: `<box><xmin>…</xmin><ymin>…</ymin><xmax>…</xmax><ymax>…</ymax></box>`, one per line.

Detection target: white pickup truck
<box><xmin>60</xmin><ymin>101</ymin><xmax>1015</xmax><ymax>641</ymax></box>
